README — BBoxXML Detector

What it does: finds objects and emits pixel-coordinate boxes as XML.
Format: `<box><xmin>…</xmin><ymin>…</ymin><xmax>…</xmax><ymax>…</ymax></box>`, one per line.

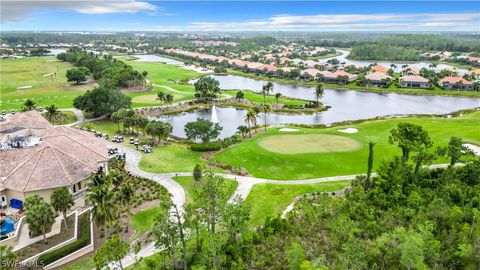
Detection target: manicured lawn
<box><xmin>172</xmin><ymin>176</ymin><xmax>238</xmax><ymax>204</ymax></box>
<box><xmin>245</xmin><ymin>181</ymin><xmax>351</xmax><ymax>226</ymax></box>
<box><xmin>46</xmin><ymin>110</ymin><xmax>77</xmax><ymax>125</ymax></box>
<box><xmin>0</xmin><ymin>57</ymin><xmax>94</xmax><ymax>110</ymax></box>
<box><xmin>61</xmin><ymin>256</ymin><xmax>96</xmax><ymax>270</ymax></box>
<box><xmin>129</xmin><ymin>86</ymin><xmax>195</xmax><ymax>107</ymax></box>
<box><xmin>215</xmin><ymin>111</ymin><xmax>480</xmax><ymax>180</ymax></box>
<box><xmin>222</xmin><ymin>89</ymin><xmax>307</xmax><ymax>106</ymax></box>
<box><xmin>139</xmin><ymin>144</ymin><xmax>210</xmax><ymax>173</ymax></box>
<box><xmin>130</xmin><ymin>206</ymin><xmax>162</xmax><ymax>238</ymax></box>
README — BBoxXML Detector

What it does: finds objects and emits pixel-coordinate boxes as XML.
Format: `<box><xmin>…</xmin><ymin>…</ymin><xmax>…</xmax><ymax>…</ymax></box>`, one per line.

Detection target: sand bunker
<box><xmin>463</xmin><ymin>143</ymin><xmax>480</xmax><ymax>156</ymax></box>
<box><xmin>338</xmin><ymin>127</ymin><xmax>358</xmax><ymax>134</ymax></box>
<box><xmin>16</xmin><ymin>85</ymin><xmax>32</xmax><ymax>89</ymax></box>
<box><xmin>43</xmin><ymin>73</ymin><xmax>54</xmax><ymax>76</ymax></box>
<box><xmin>279</xmin><ymin>128</ymin><xmax>299</xmax><ymax>132</ymax></box>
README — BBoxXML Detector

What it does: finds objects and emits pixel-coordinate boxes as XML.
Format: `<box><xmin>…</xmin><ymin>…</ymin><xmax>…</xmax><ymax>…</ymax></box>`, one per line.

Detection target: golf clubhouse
<box><xmin>0</xmin><ymin>111</ymin><xmax>109</xmax><ymax>209</ymax></box>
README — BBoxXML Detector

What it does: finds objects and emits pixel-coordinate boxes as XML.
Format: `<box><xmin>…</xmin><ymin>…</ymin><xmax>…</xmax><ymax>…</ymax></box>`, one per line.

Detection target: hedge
<box><xmin>37</xmin><ymin>212</ymin><xmax>91</xmax><ymax>266</ymax></box>
<box><xmin>191</xmin><ymin>143</ymin><xmax>222</xmax><ymax>152</ymax></box>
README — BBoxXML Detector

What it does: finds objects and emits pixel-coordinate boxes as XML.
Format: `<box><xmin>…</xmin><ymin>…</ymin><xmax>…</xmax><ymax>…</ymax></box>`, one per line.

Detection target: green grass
<box><xmin>245</xmin><ymin>181</ymin><xmax>351</xmax><ymax>226</ymax></box>
<box><xmin>0</xmin><ymin>57</ymin><xmax>95</xmax><ymax>110</ymax></box>
<box><xmin>46</xmin><ymin>110</ymin><xmax>77</xmax><ymax>125</ymax></box>
<box><xmin>172</xmin><ymin>176</ymin><xmax>238</xmax><ymax>204</ymax></box>
<box><xmin>130</xmin><ymin>206</ymin><xmax>162</xmax><ymax>238</ymax></box>
<box><xmin>60</xmin><ymin>256</ymin><xmax>96</xmax><ymax>270</ymax></box>
<box><xmin>222</xmin><ymin>90</ymin><xmax>307</xmax><ymax>106</ymax></box>
<box><xmin>139</xmin><ymin>144</ymin><xmax>211</xmax><ymax>173</ymax></box>
<box><xmin>305</xmin><ymin>51</ymin><xmax>342</xmax><ymax>60</ymax></box>
<box><xmin>215</xmin><ymin>111</ymin><xmax>480</xmax><ymax>180</ymax></box>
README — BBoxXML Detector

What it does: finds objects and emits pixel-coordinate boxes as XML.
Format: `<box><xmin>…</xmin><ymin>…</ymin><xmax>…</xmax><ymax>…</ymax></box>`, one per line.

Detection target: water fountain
<box><xmin>211</xmin><ymin>105</ymin><xmax>219</xmax><ymax>123</ymax></box>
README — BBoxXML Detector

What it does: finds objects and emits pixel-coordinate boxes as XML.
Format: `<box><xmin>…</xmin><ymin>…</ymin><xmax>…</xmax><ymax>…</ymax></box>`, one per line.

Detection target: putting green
<box><xmin>257</xmin><ymin>134</ymin><xmax>361</xmax><ymax>154</ymax></box>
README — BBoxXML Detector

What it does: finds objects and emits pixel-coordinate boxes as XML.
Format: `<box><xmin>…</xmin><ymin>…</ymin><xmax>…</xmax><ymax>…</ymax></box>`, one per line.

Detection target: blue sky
<box><xmin>1</xmin><ymin>1</ymin><xmax>479</xmax><ymax>31</ymax></box>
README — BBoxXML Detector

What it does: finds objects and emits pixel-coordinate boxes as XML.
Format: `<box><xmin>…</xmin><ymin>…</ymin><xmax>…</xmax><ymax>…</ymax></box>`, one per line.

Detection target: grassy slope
<box><xmin>215</xmin><ymin>111</ymin><xmax>480</xmax><ymax>180</ymax></box>
<box><xmin>0</xmin><ymin>57</ymin><xmax>93</xmax><ymax>110</ymax></box>
<box><xmin>245</xmin><ymin>181</ymin><xmax>351</xmax><ymax>226</ymax></box>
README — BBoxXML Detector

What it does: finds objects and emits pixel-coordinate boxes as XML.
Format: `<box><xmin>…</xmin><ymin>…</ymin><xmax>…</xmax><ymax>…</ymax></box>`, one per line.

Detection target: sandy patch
<box><xmin>338</xmin><ymin>127</ymin><xmax>358</xmax><ymax>134</ymax></box>
<box><xmin>43</xmin><ymin>73</ymin><xmax>54</xmax><ymax>76</ymax></box>
<box><xmin>258</xmin><ymin>134</ymin><xmax>361</xmax><ymax>154</ymax></box>
<box><xmin>463</xmin><ymin>143</ymin><xmax>480</xmax><ymax>155</ymax></box>
<box><xmin>16</xmin><ymin>85</ymin><xmax>32</xmax><ymax>89</ymax></box>
<box><xmin>279</xmin><ymin>128</ymin><xmax>299</xmax><ymax>132</ymax></box>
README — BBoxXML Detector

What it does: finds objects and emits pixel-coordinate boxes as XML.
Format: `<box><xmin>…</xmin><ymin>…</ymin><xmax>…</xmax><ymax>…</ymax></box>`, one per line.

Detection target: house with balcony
<box><xmin>399</xmin><ymin>75</ymin><xmax>429</xmax><ymax>88</ymax></box>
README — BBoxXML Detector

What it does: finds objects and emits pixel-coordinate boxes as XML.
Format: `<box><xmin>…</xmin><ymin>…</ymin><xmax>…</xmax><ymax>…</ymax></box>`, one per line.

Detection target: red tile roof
<box><xmin>439</xmin><ymin>76</ymin><xmax>472</xmax><ymax>85</ymax></box>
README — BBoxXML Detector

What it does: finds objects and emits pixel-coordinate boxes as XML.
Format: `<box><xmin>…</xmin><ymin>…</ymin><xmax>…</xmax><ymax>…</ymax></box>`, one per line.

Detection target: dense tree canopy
<box><xmin>349</xmin><ymin>44</ymin><xmax>419</xmax><ymax>61</ymax></box>
<box><xmin>184</xmin><ymin>118</ymin><xmax>223</xmax><ymax>143</ymax></box>
<box><xmin>73</xmin><ymin>84</ymin><xmax>131</xmax><ymax>117</ymax></box>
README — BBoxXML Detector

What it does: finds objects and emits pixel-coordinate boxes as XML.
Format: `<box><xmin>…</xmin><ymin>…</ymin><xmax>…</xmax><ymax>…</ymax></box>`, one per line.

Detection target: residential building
<box><xmin>370</xmin><ymin>65</ymin><xmax>389</xmax><ymax>74</ymax></box>
<box><xmin>439</xmin><ymin>76</ymin><xmax>473</xmax><ymax>90</ymax></box>
<box><xmin>399</xmin><ymin>75</ymin><xmax>429</xmax><ymax>88</ymax></box>
<box><xmin>365</xmin><ymin>72</ymin><xmax>392</xmax><ymax>86</ymax></box>
<box><xmin>0</xmin><ymin>111</ymin><xmax>109</xmax><ymax>207</ymax></box>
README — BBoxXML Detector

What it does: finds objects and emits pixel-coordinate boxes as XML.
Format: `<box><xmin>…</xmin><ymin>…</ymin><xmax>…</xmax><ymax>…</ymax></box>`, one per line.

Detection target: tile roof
<box><xmin>400</xmin><ymin>75</ymin><xmax>429</xmax><ymax>83</ymax></box>
<box><xmin>366</xmin><ymin>72</ymin><xmax>392</xmax><ymax>81</ymax></box>
<box><xmin>0</xmin><ymin>112</ymin><xmax>108</xmax><ymax>192</ymax></box>
<box><xmin>370</xmin><ymin>65</ymin><xmax>389</xmax><ymax>73</ymax></box>
<box><xmin>439</xmin><ymin>76</ymin><xmax>472</xmax><ymax>85</ymax></box>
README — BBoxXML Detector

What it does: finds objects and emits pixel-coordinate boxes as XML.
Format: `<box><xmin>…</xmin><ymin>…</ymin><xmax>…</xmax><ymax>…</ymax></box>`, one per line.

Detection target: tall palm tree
<box><xmin>315</xmin><ymin>84</ymin><xmax>324</xmax><ymax>107</ymax></box>
<box><xmin>165</xmin><ymin>94</ymin><xmax>174</xmax><ymax>107</ymax></box>
<box><xmin>118</xmin><ymin>182</ymin><xmax>135</xmax><ymax>232</ymax></box>
<box><xmin>86</xmin><ymin>177</ymin><xmax>116</xmax><ymax>238</ymax></box>
<box><xmin>274</xmin><ymin>93</ymin><xmax>282</xmax><ymax>106</ymax></box>
<box><xmin>261</xmin><ymin>104</ymin><xmax>271</xmax><ymax>131</ymax></box>
<box><xmin>45</xmin><ymin>104</ymin><xmax>59</xmax><ymax>124</ymax></box>
<box><xmin>244</xmin><ymin>109</ymin><xmax>258</xmax><ymax>138</ymax></box>
<box><xmin>261</xmin><ymin>82</ymin><xmax>274</xmax><ymax>104</ymax></box>
<box><xmin>51</xmin><ymin>187</ymin><xmax>74</xmax><ymax>231</ymax></box>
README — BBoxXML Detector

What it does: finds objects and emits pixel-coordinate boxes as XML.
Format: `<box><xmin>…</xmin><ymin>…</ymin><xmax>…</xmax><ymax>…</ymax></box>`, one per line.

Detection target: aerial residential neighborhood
<box><xmin>0</xmin><ymin>1</ymin><xmax>479</xmax><ymax>270</ymax></box>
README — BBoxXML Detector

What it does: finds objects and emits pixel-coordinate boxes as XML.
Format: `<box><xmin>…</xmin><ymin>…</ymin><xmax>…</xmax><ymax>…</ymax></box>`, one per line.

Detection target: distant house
<box><xmin>470</xmin><ymin>69</ymin><xmax>480</xmax><ymax>80</ymax></box>
<box><xmin>322</xmin><ymin>70</ymin><xmax>358</xmax><ymax>84</ymax></box>
<box><xmin>300</xmin><ymin>68</ymin><xmax>322</xmax><ymax>80</ymax></box>
<box><xmin>365</xmin><ymin>72</ymin><xmax>392</xmax><ymax>87</ymax></box>
<box><xmin>259</xmin><ymin>64</ymin><xmax>279</xmax><ymax>76</ymax></box>
<box><xmin>370</xmin><ymin>65</ymin><xmax>390</xmax><ymax>74</ymax></box>
<box><xmin>246</xmin><ymin>62</ymin><xmax>264</xmax><ymax>73</ymax></box>
<box><xmin>439</xmin><ymin>76</ymin><xmax>473</xmax><ymax>90</ymax></box>
<box><xmin>399</xmin><ymin>75</ymin><xmax>429</xmax><ymax>88</ymax></box>
<box><xmin>278</xmin><ymin>57</ymin><xmax>290</xmax><ymax>64</ymax></box>
<box><xmin>401</xmin><ymin>66</ymin><xmax>421</xmax><ymax>76</ymax></box>
<box><xmin>302</xmin><ymin>60</ymin><xmax>319</xmax><ymax>68</ymax></box>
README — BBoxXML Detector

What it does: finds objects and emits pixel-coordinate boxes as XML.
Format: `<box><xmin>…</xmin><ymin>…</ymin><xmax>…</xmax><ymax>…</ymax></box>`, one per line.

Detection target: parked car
<box><xmin>1</xmin><ymin>110</ymin><xmax>5</xmax><ymax>116</ymax></box>
<box><xmin>10</xmin><ymin>109</ymin><xmax>15</xmax><ymax>115</ymax></box>
<box><xmin>129</xmin><ymin>137</ymin><xmax>135</xmax><ymax>144</ymax></box>
<box><xmin>142</xmin><ymin>145</ymin><xmax>152</xmax><ymax>153</ymax></box>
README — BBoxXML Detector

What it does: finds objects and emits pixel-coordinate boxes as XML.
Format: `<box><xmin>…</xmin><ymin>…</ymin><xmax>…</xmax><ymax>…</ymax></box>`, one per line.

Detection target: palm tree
<box><xmin>237</xmin><ymin>125</ymin><xmax>249</xmax><ymax>138</ymax></box>
<box><xmin>156</xmin><ymin>91</ymin><xmax>166</xmax><ymax>104</ymax></box>
<box><xmin>86</xmin><ymin>174</ymin><xmax>116</xmax><ymax>238</ymax></box>
<box><xmin>261</xmin><ymin>82</ymin><xmax>274</xmax><ymax>104</ymax></box>
<box><xmin>165</xmin><ymin>94</ymin><xmax>174</xmax><ymax>107</ymax></box>
<box><xmin>274</xmin><ymin>93</ymin><xmax>282</xmax><ymax>106</ymax></box>
<box><xmin>390</xmin><ymin>64</ymin><xmax>397</xmax><ymax>70</ymax></box>
<box><xmin>45</xmin><ymin>104</ymin><xmax>59</xmax><ymax>124</ymax></box>
<box><xmin>315</xmin><ymin>84</ymin><xmax>324</xmax><ymax>107</ymax></box>
<box><xmin>118</xmin><ymin>182</ymin><xmax>135</xmax><ymax>232</ymax></box>
<box><xmin>261</xmin><ymin>104</ymin><xmax>271</xmax><ymax>131</ymax></box>
<box><xmin>51</xmin><ymin>187</ymin><xmax>74</xmax><ymax>231</ymax></box>
<box><xmin>23</xmin><ymin>99</ymin><xmax>36</xmax><ymax>111</ymax></box>
<box><xmin>244</xmin><ymin>109</ymin><xmax>258</xmax><ymax>138</ymax></box>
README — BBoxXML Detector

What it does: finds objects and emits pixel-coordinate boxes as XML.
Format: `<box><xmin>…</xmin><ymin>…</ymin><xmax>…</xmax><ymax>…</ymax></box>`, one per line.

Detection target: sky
<box><xmin>1</xmin><ymin>1</ymin><xmax>479</xmax><ymax>32</ymax></box>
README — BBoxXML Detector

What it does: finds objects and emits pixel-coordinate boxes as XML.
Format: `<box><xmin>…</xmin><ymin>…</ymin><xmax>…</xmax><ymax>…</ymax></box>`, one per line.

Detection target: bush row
<box><xmin>191</xmin><ymin>143</ymin><xmax>222</xmax><ymax>152</ymax></box>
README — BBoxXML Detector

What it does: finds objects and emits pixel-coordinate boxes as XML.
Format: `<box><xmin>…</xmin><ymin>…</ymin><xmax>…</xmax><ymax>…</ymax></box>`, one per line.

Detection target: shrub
<box><xmin>191</xmin><ymin>143</ymin><xmax>222</xmax><ymax>152</ymax></box>
<box><xmin>37</xmin><ymin>213</ymin><xmax>91</xmax><ymax>266</ymax></box>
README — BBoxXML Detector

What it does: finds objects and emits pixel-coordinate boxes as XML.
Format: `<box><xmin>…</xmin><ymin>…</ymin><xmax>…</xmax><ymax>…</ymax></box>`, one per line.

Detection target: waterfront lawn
<box><xmin>173</xmin><ymin>176</ymin><xmax>238</xmax><ymax>205</ymax></box>
<box><xmin>129</xmin><ymin>85</ymin><xmax>195</xmax><ymax>107</ymax></box>
<box><xmin>222</xmin><ymin>90</ymin><xmax>307</xmax><ymax>106</ymax></box>
<box><xmin>245</xmin><ymin>181</ymin><xmax>351</xmax><ymax>226</ymax></box>
<box><xmin>215</xmin><ymin>111</ymin><xmax>480</xmax><ymax>180</ymax></box>
<box><xmin>0</xmin><ymin>57</ymin><xmax>94</xmax><ymax>110</ymax></box>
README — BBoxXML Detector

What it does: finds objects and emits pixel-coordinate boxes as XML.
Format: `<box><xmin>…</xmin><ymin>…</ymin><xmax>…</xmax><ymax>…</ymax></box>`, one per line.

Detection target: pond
<box><xmin>156</xmin><ymin>56</ymin><xmax>478</xmax><ymax>139</ymax></box>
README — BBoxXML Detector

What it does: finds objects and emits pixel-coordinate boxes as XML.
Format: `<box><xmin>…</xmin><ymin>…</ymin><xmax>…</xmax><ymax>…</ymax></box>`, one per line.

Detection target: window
<box><xmin>72</xmin><ymin>184</ymin><xmax>77</xmax><ymax>193</ymax></box>
<box><xmin>77</xmin><ymin>182</ymin><xmax>82</xmax><ymax>191</ymax></box>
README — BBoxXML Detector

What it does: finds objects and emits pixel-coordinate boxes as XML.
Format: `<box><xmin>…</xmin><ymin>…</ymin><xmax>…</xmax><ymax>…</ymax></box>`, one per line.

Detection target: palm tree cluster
<box><xmin>156</xmin><ymin>90</ymin><xmax>174</xmax><ymax>107</ymax></box>
<box><xmin>22</xmin><ymin>98</ymin><xmax>36</xmax><ymax>111</ymax></box>
<box><xmin>244</xmin><ymin>108</ymin><xmax>258</xmax><ymax>137</ymax></box>
<box><xmin>112</xmin><ymin>108</ymin><xmax>172</xmax><ymax>145</ymax></box>
<box><xmin>85</xmin><ymin>165</ymin><xmax>135</xmax><ymax>237</ymax></box>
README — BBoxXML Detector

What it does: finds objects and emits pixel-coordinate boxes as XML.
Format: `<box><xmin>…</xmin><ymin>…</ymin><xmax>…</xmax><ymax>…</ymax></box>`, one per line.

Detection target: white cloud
<box><xmin>189</xmin><ymin>13</ymin><xmax>480</xmax><ymax>31</ymax></box>
<box><xmin>1</xmin><ymin>0</ymin><xmax>157</xmax><ymax>23</ymax></box>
